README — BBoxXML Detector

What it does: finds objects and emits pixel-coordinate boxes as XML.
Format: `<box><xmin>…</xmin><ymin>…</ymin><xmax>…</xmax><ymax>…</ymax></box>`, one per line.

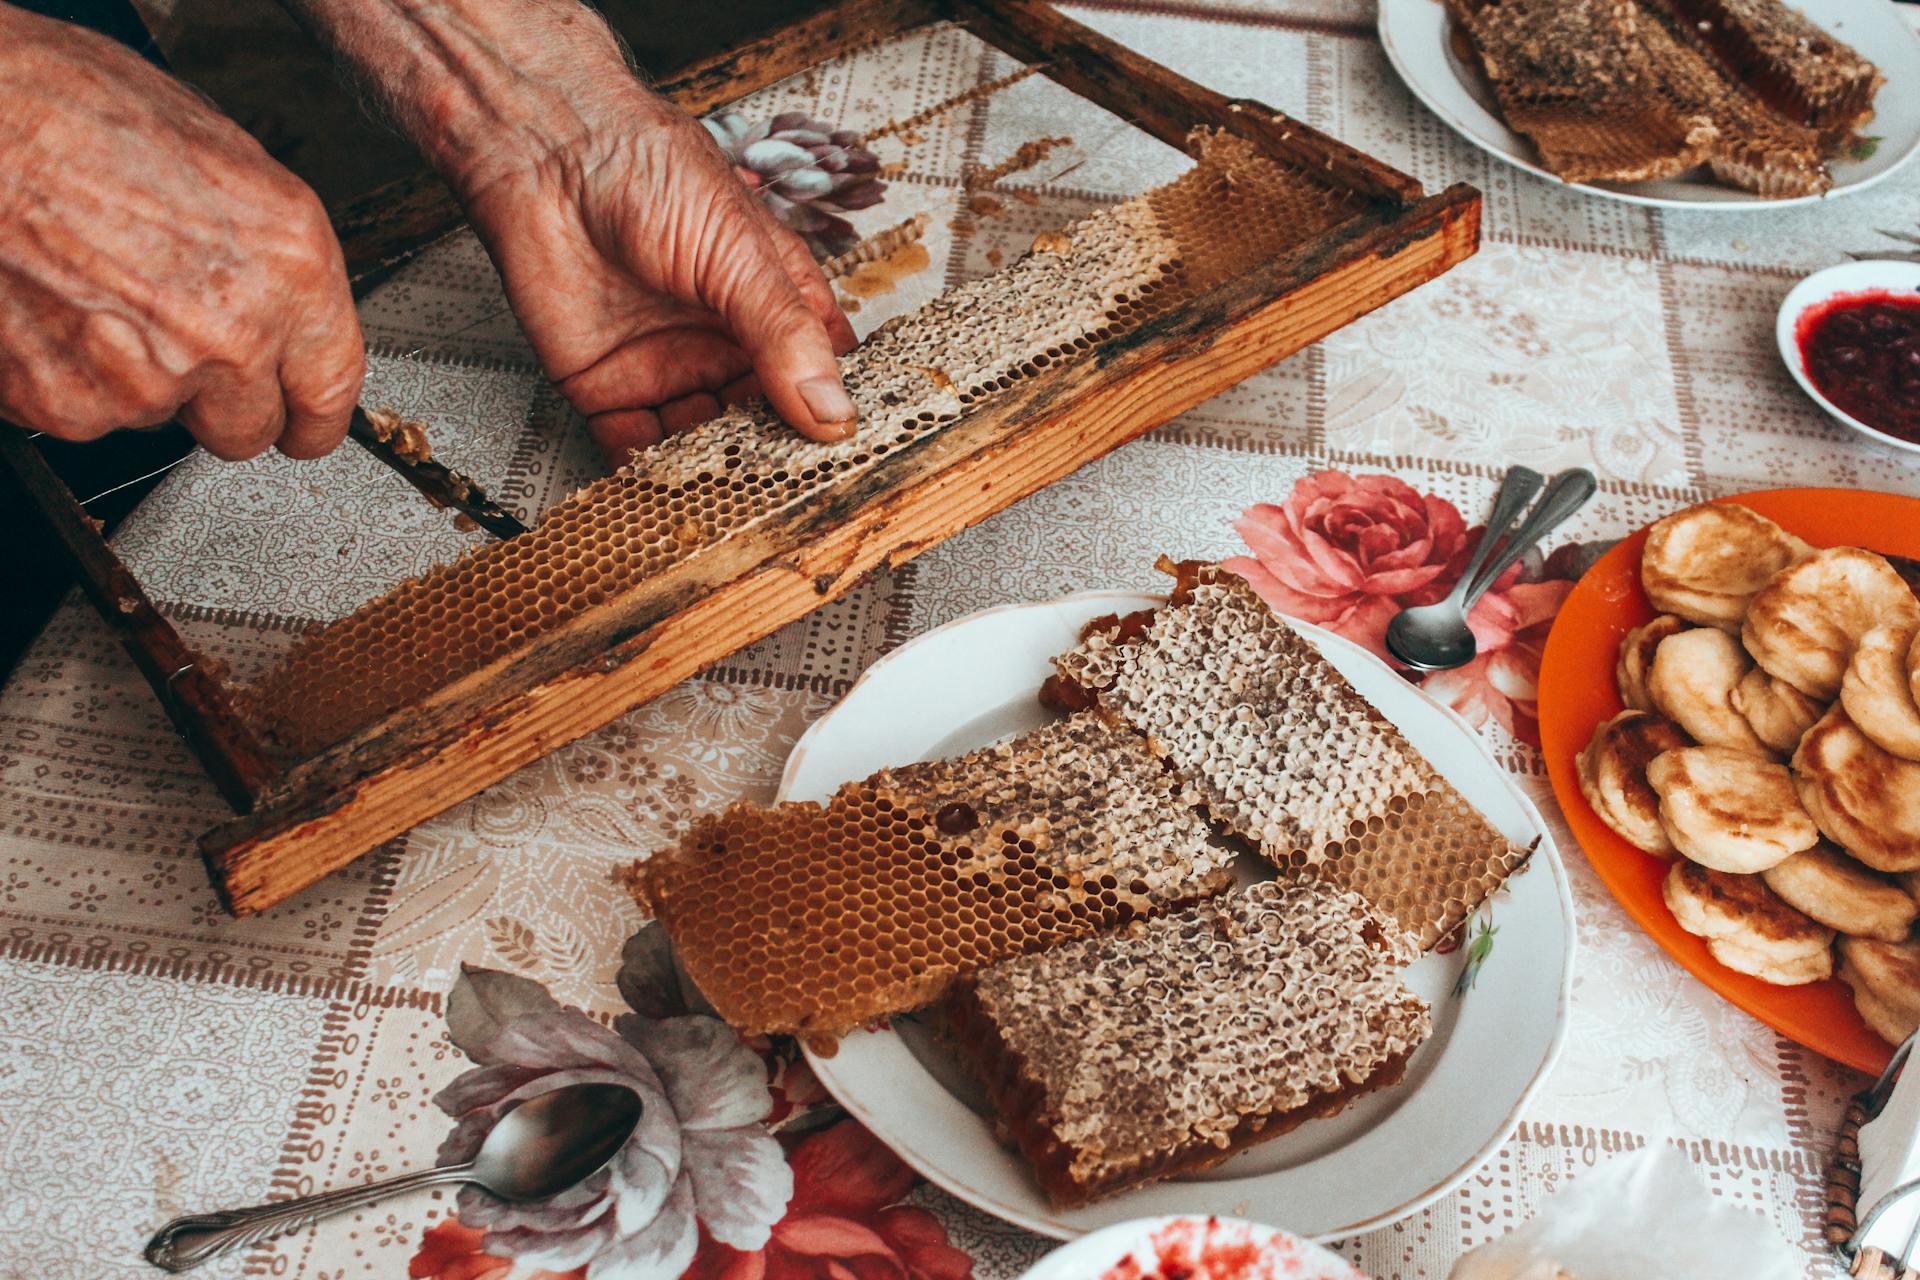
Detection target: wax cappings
<box><xmin>245</xmin><ymin>131</ymin><xmax>1361</xmax><ymax>756</ymax></box>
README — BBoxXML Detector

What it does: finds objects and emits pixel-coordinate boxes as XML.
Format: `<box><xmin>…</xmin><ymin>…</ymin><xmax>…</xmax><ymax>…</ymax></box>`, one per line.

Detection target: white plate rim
<box><xmin>781</xmin><ymin>589</ymin><xmax>1576</xmax><ymax>1241</ymax></box>
<box><xmin>1774</xmin><ymin>258</ymin><xmax>1920</xmax><ymax>456</ymax></box>
<box><xmin>1376</xmin><ymin>0</ymin><xmax>1920</xmax><ymax>210</ymax></box>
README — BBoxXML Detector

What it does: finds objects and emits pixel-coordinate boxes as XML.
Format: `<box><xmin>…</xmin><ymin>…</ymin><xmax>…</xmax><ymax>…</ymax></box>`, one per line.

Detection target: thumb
<box><xmin>706</xmin><ymin>217</ymin><xmax>857</xmax><ymax>443</ymax></box>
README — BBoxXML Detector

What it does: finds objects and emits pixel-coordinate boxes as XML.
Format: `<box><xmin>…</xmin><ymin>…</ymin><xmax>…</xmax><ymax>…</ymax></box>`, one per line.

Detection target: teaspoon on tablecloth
<box><xmin>144</xmin><ymin>1081</ymin><xmax>642</xmax><ymax>1273</ymax></box>
<box><xmin>1385</xmin><ymin>465</ymin><xmax>1597</xmax><ymax>672</ymax></box>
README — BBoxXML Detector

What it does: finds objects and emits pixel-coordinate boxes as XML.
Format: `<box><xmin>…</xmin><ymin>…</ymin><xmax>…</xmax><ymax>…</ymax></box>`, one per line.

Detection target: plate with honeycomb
<box><xmin>782</xmin><ymin>590</ymin><xmax>1575</xmax><ymax>1239</ymax></box>
<box><xmin>1378</xmin><ymin>0</ymin><xmax>1920</xmax><ymax>209</ymax></box>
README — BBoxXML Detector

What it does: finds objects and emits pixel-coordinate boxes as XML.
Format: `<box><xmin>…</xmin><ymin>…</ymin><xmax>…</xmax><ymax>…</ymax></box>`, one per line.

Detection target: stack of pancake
<box><xmin>1577</xmin><ymin>502</ymin><xmax>1920</xmax><ymax>1042</ymax></box>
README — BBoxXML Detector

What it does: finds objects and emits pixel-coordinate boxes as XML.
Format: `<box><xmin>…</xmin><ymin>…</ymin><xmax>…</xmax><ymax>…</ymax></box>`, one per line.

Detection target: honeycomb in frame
<box><xmin>242</xmin><ymin>131</ymin><xmax>1362</xmax><ymax>758</ymax></box>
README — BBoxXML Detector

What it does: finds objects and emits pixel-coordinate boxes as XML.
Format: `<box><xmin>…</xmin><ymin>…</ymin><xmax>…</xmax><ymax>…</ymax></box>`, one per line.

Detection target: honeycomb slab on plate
<box><xmin>244</xmin><ymin>132</ymin><xmax>1361</xmax><ymax>760</ymax></box>
<box><xmin>1054</xmin><ymin>564</ymin><xmax>1534</xmax><ymax>950</ymax></box>
<box><xmin>1444</xmin><ymin>0</ymin><xmax>1879</xmax><ymax>196</ymax></box>
<box><xmin>622</xmin><ymin>710</ymin><xmax>1236</xmax><ymax>1041</ymax></box>
<box><xmin>944</xmin><ymin>878</ymin><xmax>1432</xmax><ymax>1209</ymax></box>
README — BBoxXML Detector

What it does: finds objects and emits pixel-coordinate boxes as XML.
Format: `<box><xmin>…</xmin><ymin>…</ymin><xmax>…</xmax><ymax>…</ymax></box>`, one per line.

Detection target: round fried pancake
<box><xmin>1616</xmin><ymin>615</ymin><xmax>1691</xmax><ymax>712</ymax></box>
<box><xmin>1664</xmin><ymin>860</ymin><xmax>1830</xmax><ymax>950</ymax></box>
<box><xmin>1663</xmin><ymin>861</ymin><xmax>1834</xmax><ymax>986</ymax></box>
<box><xmin>1842</xmin><ymin>624</ymin><xmax>1920</xmax><ymax>761</ymax></box>
<box><xmin>1793</xmin><ymin>706</ymin><xmax>1920</xmax><ymax>872</ymax></box>
<box><xmin>1647</xmin><ymin>628</ymin><xmax>1773</xmax><ymax>756</ymax></box>
<box><xmin>1641</xmin><ymin>503</ymin><xmax>1813</xmax><ymax>630</ymax></box>
<box><xmin>1577</xmin><ymin>711</ymin><xmax>1692</xmax><ymax>856</ymax></box>
<box><xmin>1729</xmin><ymin>667</ymin><xmax>1822</xmax><ymax>756</ymax></box>
<box><xmin>1761</xmin><ymin>842</ymin><xmax>1917</xmax><ymax>942</ymax></box>
<box><xmin>1911</xmin><ymin>628</ymin><xmax>1920</xmax><ymax>710</ymax></box>
<box><xmin>1709</xmin><ymin>937</ymin><xmax>1834</xmax><ymax>985</ymax></box>
<box><xmin>1844</xmin><ymin>977</ymin><xmax>1919</xmax><ymax>1046</ymax></box>
<box><xmin>1647</xmin><ymin>745</ymin><xmax>1819</xmax><ymax>872</ymax></box>
<box><xmin>1839</xmin><ymin>937</ymin><xmax>1920</xmax><ymax>1042</ymax></box>
<box><xmin>1743</xmin><ymin>547</ymin><xmax>1920</xmax><ymax>702</ymax></box>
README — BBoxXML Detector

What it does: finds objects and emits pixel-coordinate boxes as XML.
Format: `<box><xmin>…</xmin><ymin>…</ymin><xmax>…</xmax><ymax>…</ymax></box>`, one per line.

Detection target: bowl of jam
<box><xmin>1777</xmin><ymin>260</ymin><xmax>1920</xmax><ymax>456</ymax></box>
<box><xmin>1016</xmin><ymin>1216</ymin><xmax>1366</xmax><ymax>1280</ymax></box>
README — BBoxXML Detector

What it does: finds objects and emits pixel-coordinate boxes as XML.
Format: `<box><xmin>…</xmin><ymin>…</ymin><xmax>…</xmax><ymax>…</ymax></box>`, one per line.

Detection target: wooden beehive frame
<box><xmin>4</xmin><ymin>0</ymin><xmax>1480</xmax><ymax>915</ymax></box>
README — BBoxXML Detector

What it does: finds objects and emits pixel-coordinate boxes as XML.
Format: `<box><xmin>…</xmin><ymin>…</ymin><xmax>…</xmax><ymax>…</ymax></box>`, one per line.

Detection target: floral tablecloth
<box><xmin>8</xmin><ymin>2</ymin><xmax>1920</xmax><ymax>1277</ymax></box>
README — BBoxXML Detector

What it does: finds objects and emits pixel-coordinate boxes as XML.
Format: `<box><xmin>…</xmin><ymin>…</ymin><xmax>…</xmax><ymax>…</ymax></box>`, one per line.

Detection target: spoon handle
<box><xmin>1447</xmin><ymin>466</ymin><xmax>1545</xmax><ymax>606</ymax></box>
<box><xmin>144</xmin><ymin>1162</ymin><xmax>475</xmax><ymax>1272</ymax></box>
<box><xmin>1459</xmin><ymin>467</ymin><xmax>1599</xmax><ymax>609</ymax></box>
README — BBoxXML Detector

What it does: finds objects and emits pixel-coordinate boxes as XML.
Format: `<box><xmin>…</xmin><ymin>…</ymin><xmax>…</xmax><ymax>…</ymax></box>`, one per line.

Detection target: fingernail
<box><xmin>798</xmin><ymin>376</ymin><xmax>857</xmax><ymax>435</ymax></box>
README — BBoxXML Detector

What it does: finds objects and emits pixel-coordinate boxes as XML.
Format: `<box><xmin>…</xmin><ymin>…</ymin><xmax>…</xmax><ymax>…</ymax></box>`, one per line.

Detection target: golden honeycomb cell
<box><xmin>239</xmin><ymin>131</ymin><xmax>1359</xmax><ymax>757</ymax></box>
<box><xmin>946</xmin><ymin>879</ymin><xmax>1430</xmax><ymax>1209</ymax></box>
<box><xmin>1055</xmin><ymin>566</ymin><xmax>1534</xmax><ymax>951</ymax></box>
<box><xmin>621</xmin><ymin>711</ymin><xmax>1236</xmax><ymax>1039</ymax></box>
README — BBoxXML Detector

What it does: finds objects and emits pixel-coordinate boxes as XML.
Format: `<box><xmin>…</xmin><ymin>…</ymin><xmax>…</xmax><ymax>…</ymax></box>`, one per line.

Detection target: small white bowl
<box><xmin>1776</xmin><ymin>259</ymin><xmax>1920</xmax><ymax>457</ymax></box>
<box><xmin>1014</xmin><ymin>1216</ymin><xmax>1365</xmax><ymax>1280</ymax></box>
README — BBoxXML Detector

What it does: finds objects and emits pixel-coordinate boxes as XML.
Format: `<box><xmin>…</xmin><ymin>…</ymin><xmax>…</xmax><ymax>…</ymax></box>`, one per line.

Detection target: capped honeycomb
<box><xmin>1444</xmin><ymin>0</ymin><xmax>1721</xmax><ymax>186</ymax></box>
<box><xmin>944</xmin><ymin>878</ymin><xmax>1431</xmax><ymax>1209</ymax></box>
<box><xmin>242</xmin><ymin>129</ymin><xmax>1361</xmax><ymax>758</ymax></box>
<box><xmin>1446</xmin><ymin>0</ymin><xmax>1855</xmax><ymax>196</ymax></box>
<box><xmin>621</xmin><ymin>711</ymin><xmax>1236</xmax><ymax>1041</ymax></box>
<box><xmin>1053</xmin><ymin>564</ymin><xmax>1533</xmax><ymax>951</ymax></box>
<box><xmin>1649</xmin><ymin>0</ymin><xmax>1883</xmax><ymax>141</ymax></box>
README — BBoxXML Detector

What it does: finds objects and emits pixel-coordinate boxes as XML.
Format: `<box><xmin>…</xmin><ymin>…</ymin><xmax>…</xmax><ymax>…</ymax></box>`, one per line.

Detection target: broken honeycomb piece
<box><xmin>945</xmin><ymin>878</ymin><xmax>1431</xmax><ymax>1209</ymax></box>
<box><xmin>1648</xmin><ymin>0</ymin><xmax>1883</xmax><ymax>142</ymax></box>
<box><xmin>1054</xmin><ymin>565</ymin><xmax>1533</xmax><ymax>950</ymax></box>
<box><xmin>364</xmin><ymin>405</ymin><xmax>433</xmax><ymax>463</ymax></box>
<box><xmin>622</xmin><ymin>711</ymin><xmax>1235</xmax><ymax>1040</ymax></box>
<box><xmin>1446</xmin><ymin>0</ymin><xmax>1854</xmax><ymax>196</ymax></box>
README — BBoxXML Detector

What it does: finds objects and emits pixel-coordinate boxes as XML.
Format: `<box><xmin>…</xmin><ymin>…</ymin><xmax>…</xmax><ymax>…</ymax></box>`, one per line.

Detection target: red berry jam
<box><xmin>1795</xmin><ymin>288</ymin><xmax>1920</xmax><ymax>444</ymax></box>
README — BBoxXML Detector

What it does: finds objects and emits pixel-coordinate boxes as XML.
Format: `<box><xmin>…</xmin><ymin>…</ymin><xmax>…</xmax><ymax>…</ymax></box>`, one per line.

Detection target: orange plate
<box><xmin>1538</xmin><ymin>487</ymin><xmax>1920</xmax><ymax>1076</ymax></box>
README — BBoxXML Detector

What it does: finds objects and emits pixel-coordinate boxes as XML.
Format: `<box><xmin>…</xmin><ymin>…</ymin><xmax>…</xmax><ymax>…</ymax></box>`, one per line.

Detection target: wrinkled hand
<box><xmin>0</xmin><ymin>7</ymin><xmax>364</xmax><ymax>460</ymax></box>
<box><xmin>453</xmin><ymin>85</ymin><xmax>859</xmax><ymax>465</ymax></box>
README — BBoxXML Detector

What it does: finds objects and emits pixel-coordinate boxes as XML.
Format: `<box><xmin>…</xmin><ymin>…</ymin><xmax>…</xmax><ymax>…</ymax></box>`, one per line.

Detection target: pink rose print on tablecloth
<box><xmin>682</xmin><ymin>1119</ymin><xmax>973</xmax><ymax>1280</ymax></box>
<box><xmin>1224</xmin><ymin>470</ymin><xmax>1607</xmax><ymax>749</ymax></box>
<box><xmin>1418</xmin><ymin>576</ymin><xmax>1575</xmax><ymax>747</ymax></box>
<box><xmin>408</xmin><ymin>925</ymin><xmax>970</xmax><ymax>1280</ymax></box>
<box><xmin>1222</xmin><ymin>472</ymin><xmax>1473</xmax><ymax>664</ymax></box>
<box><xmin>410</xmin><ymin>1218</ymin><xmax>584</xmax><ymax>1280</ymax></box>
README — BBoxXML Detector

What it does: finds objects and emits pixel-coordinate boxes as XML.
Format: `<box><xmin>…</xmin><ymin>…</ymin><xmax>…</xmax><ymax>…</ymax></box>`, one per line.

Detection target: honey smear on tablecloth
<box><xmin>837</xmin><ymin>240</ymin><xmax>930</xmax><ymax>300</ymax></box>
<box><xmin>1795</xmin><ymin>289</ymin><xmax>1920</xmax><ymax>443</ymax></box>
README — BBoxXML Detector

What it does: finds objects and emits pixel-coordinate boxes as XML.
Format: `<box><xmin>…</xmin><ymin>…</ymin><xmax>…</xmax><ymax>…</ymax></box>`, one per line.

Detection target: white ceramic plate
<box><xmin>1014</xmin><ymin>1216</ymin><xmax>1365</xmax><ymax>1280</ymax></box>
<box><xmin>1776</xmin><ymin>258</ymin><xmax>1920</xmax><ymax>455</ymax></box>
<box><xmin>1377</xmin><ymin>0</ymin><xmax>1920</xmax><ymax>209</ymax></box>
<box><xmin>784</xmin><ymin>591</ymin><xmax>1575</xmax><ymax>1240</ymax></box>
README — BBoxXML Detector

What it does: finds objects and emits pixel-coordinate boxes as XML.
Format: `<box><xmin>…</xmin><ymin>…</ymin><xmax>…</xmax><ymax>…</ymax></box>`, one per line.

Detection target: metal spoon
<box><xmin>144</xmin><ymin>1081</ymin><xmax>643</xmax><ymax>1273</ymax></box>
<box><xmin>1385</xmin><ymin>466</ymin><xmax>1598</xmax><ymax>672</ymax></box>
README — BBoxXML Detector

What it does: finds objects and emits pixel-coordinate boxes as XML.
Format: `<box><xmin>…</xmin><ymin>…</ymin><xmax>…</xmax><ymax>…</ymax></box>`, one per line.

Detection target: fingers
<box><xmin>587</xmin><ymin>408</ymin><xmax>664</xmax><ymax>469</ymax></box>
<box><xmin>578</xmin><ymin>363</ymin><xmax>759</xmax><ymax>468</ymax></box>
<box><xmin>659</xmin><ymin>392</ymin><xmax>721</xmax><ymax>437</ymax></box>
<box><xmin>759</xmin><ymin>216</ymin><xmax>857</xmax><ymax>354</ymax></box>
<box><xmin>558</xmin><ymin>327</ymin><xmax>750</xmax><ymax>421</ymax></box>
<box><xmin>178</xmin><ymin>365</ymin><xmax>288</xmax><ymax>461</ymax></box>
<box><xmin>700</xmin><ymin>213</ymin><xmax>857</xmax><ymax>443</ymax></box>
<box><xmin>276</xmin><ymin>235</ymin><xmax>366</xmax><ymax>460</ymax></box>
<box><xmin>177</xmin><ymin>287</ymin><xmax>363</xmax><ymax>464</ymax></box>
